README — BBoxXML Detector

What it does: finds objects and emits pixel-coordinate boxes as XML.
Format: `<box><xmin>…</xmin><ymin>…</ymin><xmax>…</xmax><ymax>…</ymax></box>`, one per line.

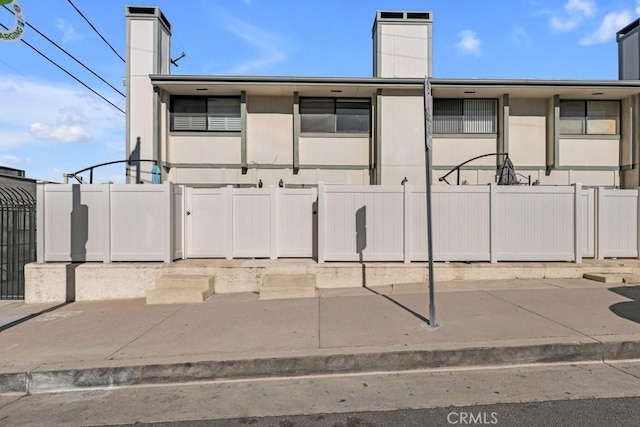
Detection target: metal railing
<box><xmin>0</xmin><ymin>187</ymin><xmax>36</xmax><ymax>299</ymax></box>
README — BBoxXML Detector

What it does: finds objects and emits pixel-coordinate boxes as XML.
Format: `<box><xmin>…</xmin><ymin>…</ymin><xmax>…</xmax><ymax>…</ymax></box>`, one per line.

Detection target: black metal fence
<box><xmin>0</xmin><ymin>187</ymin><xmax>36</xmax><ymax>299</ymax></box>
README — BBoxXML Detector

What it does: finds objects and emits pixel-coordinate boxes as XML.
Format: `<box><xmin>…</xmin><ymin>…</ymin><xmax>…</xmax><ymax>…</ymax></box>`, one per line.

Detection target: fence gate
<box><xmin>0</xmin><ymin>187</ymin><xmax>36</xmax><ymax>299</ymax></box>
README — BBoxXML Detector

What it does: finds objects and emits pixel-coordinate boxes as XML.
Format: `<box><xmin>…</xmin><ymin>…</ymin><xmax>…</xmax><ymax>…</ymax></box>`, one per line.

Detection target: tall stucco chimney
<box><xmin>372</xmin><ymin>10</ymin><xmax>433</xmax><ymax>78</ymax></box>
<box><xmin>617</xmin><ymin>18</ymin><xmax>640</xmax><ymax>80</ymax></box>
<box><xmin>125</xmin><ymin>6</ymin><xmax>171</xmax><ymax>183</ymax></box>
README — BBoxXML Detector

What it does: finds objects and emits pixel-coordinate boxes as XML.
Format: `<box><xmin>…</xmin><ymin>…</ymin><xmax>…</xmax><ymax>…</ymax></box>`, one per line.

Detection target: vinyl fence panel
<box><xmin>110</xmin><ymin>184</ymin><xmax>168</xmax><ymax>261</ymax></box>
<box><xmin>597</xmin><ymin>188</ymin><xmax>638</xmax><ymax>258</ymax></box>
<box><xmin>322</xmin><ymin>186</ymin><xmax>404</xmax><ymax>261</ymax></box>
<box><xmin>185</xmin><ymin>187</ymin><xmax>230</xmax><ymax>258</ymax></box>
<box><xmin>43</xmin><ymin>184</ymin><xmax>107</xmax><ymax>262</ymax></box>
<box><xmin>496</xmin><ymin>186</ymin><xmax>575</xmax><ymax>261</ymax></box>
<box><xmin>409</xmin><ymin>185</ymin><xmax>491</xmax><ymax>261</ymax></box>
<box><xmin>232</xmin><ymin>188</ymin><xmax>272</xmax><ymax>258</ymax></box>
<box><xmin>278</xmin><ymin>188</ymin><xmax>316</xmax><ymax>257</ymax></box>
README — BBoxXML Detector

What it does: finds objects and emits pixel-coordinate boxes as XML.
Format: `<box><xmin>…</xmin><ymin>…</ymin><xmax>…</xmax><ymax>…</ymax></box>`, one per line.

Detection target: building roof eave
<box><xmin>149</xmin><ymin>75</ymin><xmax>640</xmax><ymax>98</ymax></box>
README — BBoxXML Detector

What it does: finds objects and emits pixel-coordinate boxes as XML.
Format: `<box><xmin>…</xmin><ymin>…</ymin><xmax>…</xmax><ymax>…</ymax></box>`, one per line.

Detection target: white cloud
<box><xmin>0</xmin><ymin>154</ymin><xmax>20</xmax><ymax>165</ymax></box>
<box><xmin>580</xmin><ymin>10</ymin><xmax>634</xmax><ymax>45</ymax></box>
<box><xmin>56</xmin><ymin>19</ymin><xmax>82</xmax><ymax>43</ymax></box>
<box><xmin>550</xmin><ymin>16</ymin><xmax>579</xmax><ymax>31</ymax></box>
<box><xmin>221</xmin><ymin>18</ymin><xmax>287</xmax><ymax>74</ymax></box>
<box><xmin>29</xmin><ymin>123</ymin><xmax>92</xmax><ymax>143</ymax></box>
<box><xmin>550</xmin><ymin>0</ymin><xmax>597</xmax><ymax>32</ymax></box>
<box><xmin>58</xmin><ymin>108</ymin><xmax>87</xmax><ymax>125</ymax></box>
<box><xmin>512</xmin><ymin>26</ymin><xmax>533</xmax><ymax>46</ymax></box>
<box><xmin>0</xmin><ymin>76</ymin><xmax>123</xmax><ymax>148</ymax></box>
<box><xmin>566</xmin><ymin>0</ymin><xmax>596</xmax><ymax>17</ymax></box>
<box><xmin>637</xmin><ymin>0</ymin><xmax>640</xmax><ymax>15</ymax></box>
<box><xmin>457</xmin><ymin>30</ymin><xmax>482</xmax><ymax>56</ymax></box>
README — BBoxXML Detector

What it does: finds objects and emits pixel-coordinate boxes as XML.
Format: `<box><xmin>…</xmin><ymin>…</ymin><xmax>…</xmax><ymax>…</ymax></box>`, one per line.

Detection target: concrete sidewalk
<box><xmin>1</xmin><ymin>278</ymin><xmax>640</xmax><ymax>394</ymax></box>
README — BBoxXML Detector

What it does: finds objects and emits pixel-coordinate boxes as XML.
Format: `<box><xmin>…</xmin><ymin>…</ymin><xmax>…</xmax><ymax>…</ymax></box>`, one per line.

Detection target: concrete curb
<box><xmin>3</xmin><ymin>340</ymin><xmax>639</xmax><ymax>394</ymax></box>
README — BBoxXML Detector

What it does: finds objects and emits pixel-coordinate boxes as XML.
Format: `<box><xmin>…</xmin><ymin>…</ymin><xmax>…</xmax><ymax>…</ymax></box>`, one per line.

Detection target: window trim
<box><xmin>300</xmin><ymin>97</ymin><xmax>372</xmax><ymax>135</ymax></box>
<box><xmin>170</xmin><ymin>95</ymin><xmax>242</xmax><ymax>133</ymax></box>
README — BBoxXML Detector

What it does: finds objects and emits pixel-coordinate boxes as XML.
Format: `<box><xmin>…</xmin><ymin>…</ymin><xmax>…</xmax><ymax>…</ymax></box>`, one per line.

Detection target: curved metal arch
<box><xmin>0</xmin><ymin>186</ymin><xmax>36</xmax><ymax>207</ymax></box>
<box><xmin>68</xmin><ymin>159</ymin><xmax>158</xmax><ymax>184</ymax></box>
<box><xmin>438</xmin><ymin>152</ymin><xmax>509</xmax><ymax>185</ymax></box>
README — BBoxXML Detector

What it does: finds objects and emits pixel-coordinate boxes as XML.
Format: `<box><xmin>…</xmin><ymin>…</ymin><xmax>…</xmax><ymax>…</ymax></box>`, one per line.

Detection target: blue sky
<box><xmin>0</xmin><ymin>0</ymin><xmax>639</xmax><ymax>183</ymax></box>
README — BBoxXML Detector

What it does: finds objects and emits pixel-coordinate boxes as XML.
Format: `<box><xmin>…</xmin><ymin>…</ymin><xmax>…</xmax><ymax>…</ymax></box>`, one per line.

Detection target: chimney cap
<box><xmin>126</xmin><ymin>6</ymin><xmax>171</xmax><ymax>33</ymax></box>
<box><xmin>375</xmin><ymin>10</ymin><xmax>433</xmax><ymax>23</ymax></box>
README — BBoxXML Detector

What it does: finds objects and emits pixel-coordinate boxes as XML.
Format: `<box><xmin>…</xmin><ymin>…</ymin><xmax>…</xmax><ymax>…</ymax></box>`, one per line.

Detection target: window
<box><xmin>433</xmin><ymin>99</ymin><xmax>497</xmax><ymax>134</ymax></box>
<box><xmin>171</xmin><ymin>96</ymin><xmax>241</xmax><ymax>132</ymax></box>
<box><xmin>559</xmin><ymin>100</ymin><xmax>619</xmax><ymax>135</ymax></box>
<box><xmin>300</xmin><ymin>98</ymin><xmax>371</xmax><ymax>134</ymax></box>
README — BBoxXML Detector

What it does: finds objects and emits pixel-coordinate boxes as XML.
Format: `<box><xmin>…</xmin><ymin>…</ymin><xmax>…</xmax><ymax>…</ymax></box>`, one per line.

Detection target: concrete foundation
<box><xmin>25</xmin><ymin>263</ymin><xmax>164</xmax><ymax>304</ymax></box>
<box><xmin>23</xmin><ymin>258</ymin><xmax>640</xmax><ymax>304</ymax></box>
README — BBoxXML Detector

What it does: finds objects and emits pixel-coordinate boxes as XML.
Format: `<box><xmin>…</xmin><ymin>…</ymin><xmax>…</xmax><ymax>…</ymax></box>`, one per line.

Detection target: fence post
<box><xmin>637</xmin><ymin>188</ymin><xmax>640</xmax><ymax>260</ymax></box>
<box><xmin>489</xmin><ymin>182</ymin><xmax>497</xmax><ymax>263</ymax></box>
<box><xmin>403</xmin><ymin>183</ymin><xmax>411</xmax><ymax>263</ymax></box>
<box><xmin>317</xmin><ymin>182</ymin><xmax>326</xmax><ymax>264</ymax></box>
<box><xmin>573</xmin><ymin>183</ymin><xmax>582</xmax><ymax>264</ymax></box>
<box><xmin>596</xmin><ymin>187</ymin><xmax>604</xmax><ymax>260</ymax></box>
<box><xmin>163</xmin><ymin>182</ymin><xmax>173</xmax><ymax>264</ymax></box>
<box><xmin>225</xmin><ymin>185</ymin><xmax>233</xmax><ymax>260</ymax></box>
<box><xmin>270</xmin><ymin>185</ymin><xmax>278</xmax><ymax>260</ymax></box>
<box><xmin>36</xmin><ymin>181</ymin><xmax>45</xmax><ymax>263</ymax></box>
<box><xmin>181</xmin><ymin>185</ymin><xmax>187</xmax><ymax>260</ymax></box>
<box><xmin>102</xmin><ymin>182</ymin><xmax>112</xmax><ymax>264</ymax></box>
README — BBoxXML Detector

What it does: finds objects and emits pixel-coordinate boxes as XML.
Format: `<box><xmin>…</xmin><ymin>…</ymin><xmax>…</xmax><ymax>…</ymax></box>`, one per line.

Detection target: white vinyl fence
<box><xmin>37</xmin><ymin>183</ymin><xmax>182</xmax><ymax>263</ymax></box>
<box><xmin>318</xmin><ymin>183</ymin><xmax>592</xmax><ymax>263</ymax></box>
<box><xmin>185</xmin><ymin>186</ymin><xmax>316</xmax><ymax>259</ymax></box>
<box><xmin>36</xmin><ymin>182</ymin><xmax>638</xmax><ymax>264</ymax></box>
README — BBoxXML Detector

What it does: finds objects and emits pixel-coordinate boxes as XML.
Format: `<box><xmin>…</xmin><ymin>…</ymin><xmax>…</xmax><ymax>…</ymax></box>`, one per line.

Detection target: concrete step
<box><xmin>260</xmin><ymin>274</ymin><xmax>316</xmax><ymax>300</ymax></box>
<box><xmin>146</xmin><ymin>275</ymin><xmax>215</xmax><ymax>304</ymax></box>
<box><xmin>154</xmin><ymin>274</ymin><xmax>215</xmax><ymax>290</ymax></box>
<box><xmin>583</xmin><ymin>273</ymin><xmax>623</xmax><ymax>284</ymax></box>
<box><xmin>623</xmin><ymin>275</ymin><xmax>640</xmax><ymax>284</ymax></box>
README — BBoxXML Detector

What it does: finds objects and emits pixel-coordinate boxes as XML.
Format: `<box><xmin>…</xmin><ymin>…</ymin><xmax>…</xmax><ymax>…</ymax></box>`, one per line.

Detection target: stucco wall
<box><xmin>509</xmin><ymin>98</ymin><xmax>547</xmax><ymax>167</ymax></box>
<box><xmin>247</xmin><ymin>96</ymin><xmax>293</xmax><ymax>165</ymax></box>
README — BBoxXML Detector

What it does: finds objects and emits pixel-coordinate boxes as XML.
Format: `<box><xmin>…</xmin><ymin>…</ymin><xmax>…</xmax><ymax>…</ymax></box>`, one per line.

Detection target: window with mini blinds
<box><xmin>433</xmin><ymin>99</ymin><xmax>497</xmax><ymax>134</ymax></box>
<box><xmin>300</xmin><ymin>98</ymin><xmax>371</xmax><ymax>134</ymax></box>
<box><xmin>170</xmin><ymin>97</ymin><xmax>241</xmax><ymax>132</ymax></box>
<box><xmin>559</xmin><ymin>100</ymin><xmax>619</xmax><ymax>135</ymax></box>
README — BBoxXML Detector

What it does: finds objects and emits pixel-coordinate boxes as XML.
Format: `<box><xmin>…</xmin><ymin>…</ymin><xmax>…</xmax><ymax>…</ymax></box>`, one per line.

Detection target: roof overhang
<box><xmin>149</xmin><ymin>75</ymin><xmax>640</xmax><ymax>99</ymax></box>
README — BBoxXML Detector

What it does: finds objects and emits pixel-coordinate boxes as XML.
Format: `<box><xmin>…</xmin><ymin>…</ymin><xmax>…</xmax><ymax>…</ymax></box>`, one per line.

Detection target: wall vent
<box><xmin>407</xmin><ymin>12</ymin><xmax>430</xmax><ymax>20</ymax></box>
<box><xmin>127</xmin><ymin>6</ymin><xmax>155</xmax><ymax>15</ymax></box>
<box><xmin>380</xmin><ymin>11</ymin><xmax>404</xmax><ymax>19</ymax></box>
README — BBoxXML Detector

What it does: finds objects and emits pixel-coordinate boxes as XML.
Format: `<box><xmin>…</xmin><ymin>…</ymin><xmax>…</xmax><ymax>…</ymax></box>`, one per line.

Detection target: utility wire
<box><xmin>66</xmin><ymin>0</ymin><xmax>125</xmax><ymax>63</ymax></box>
<box><xmin>0</xmin><ymin>22</ymin><xmax>125</xmax><ymax>114</ymax></box>
<box><xmin>2</xmin><ymin>5</ymin><xmax>125</xmax><ymax>98</ymax></box>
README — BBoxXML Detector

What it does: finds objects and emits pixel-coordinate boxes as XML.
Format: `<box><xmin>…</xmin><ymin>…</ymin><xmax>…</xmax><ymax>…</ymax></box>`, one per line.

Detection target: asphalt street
<box><xmin>2</xmin><ymin>361</ymin><xmax>640</xmax><ymax>426</ymax></box>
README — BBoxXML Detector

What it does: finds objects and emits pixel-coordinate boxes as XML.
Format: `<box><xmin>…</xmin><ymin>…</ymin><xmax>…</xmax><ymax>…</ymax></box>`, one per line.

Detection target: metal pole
<box><xmin>423</xmin><ymin>78</ymin><xmax>437</xmax><ymax>327</ymax></box>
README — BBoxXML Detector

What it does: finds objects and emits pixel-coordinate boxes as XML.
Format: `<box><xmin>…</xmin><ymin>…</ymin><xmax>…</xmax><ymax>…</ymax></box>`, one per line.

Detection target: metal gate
<box><xmin>0</xmin><ymin>187</ymin><xmax>36</xmax><ymax>299</ymax></box>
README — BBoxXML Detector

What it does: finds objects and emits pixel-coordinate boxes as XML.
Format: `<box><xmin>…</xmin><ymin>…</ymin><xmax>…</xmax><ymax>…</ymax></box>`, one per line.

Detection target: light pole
<box><xmin>423</xmin><ymin>77</ymin><xmax>437</xmax><ymax>327</ymax></box>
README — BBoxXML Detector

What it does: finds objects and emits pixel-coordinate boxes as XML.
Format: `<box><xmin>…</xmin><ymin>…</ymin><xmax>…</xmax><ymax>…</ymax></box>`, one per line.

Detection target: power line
<box><xmin>0</xmin><ymin>22</ymin><xmax>125</xmax><ymax>115</ymax></box>
<box><xmin>2</xmin><ymin>5</ymin><xmax>125</xmax><ymax>98</ymax></box>
<box><xmin>66</xmin><ymin>0</ymin><xmax>125</xmax><ymax>63</ymax></box>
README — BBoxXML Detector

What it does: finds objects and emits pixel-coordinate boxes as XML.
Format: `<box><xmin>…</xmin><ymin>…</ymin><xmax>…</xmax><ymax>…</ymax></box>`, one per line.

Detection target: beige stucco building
<box><xmin>125</xmin><ymin>6</ymin><xmax>640</xmax><ymax>189</ymax></box>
